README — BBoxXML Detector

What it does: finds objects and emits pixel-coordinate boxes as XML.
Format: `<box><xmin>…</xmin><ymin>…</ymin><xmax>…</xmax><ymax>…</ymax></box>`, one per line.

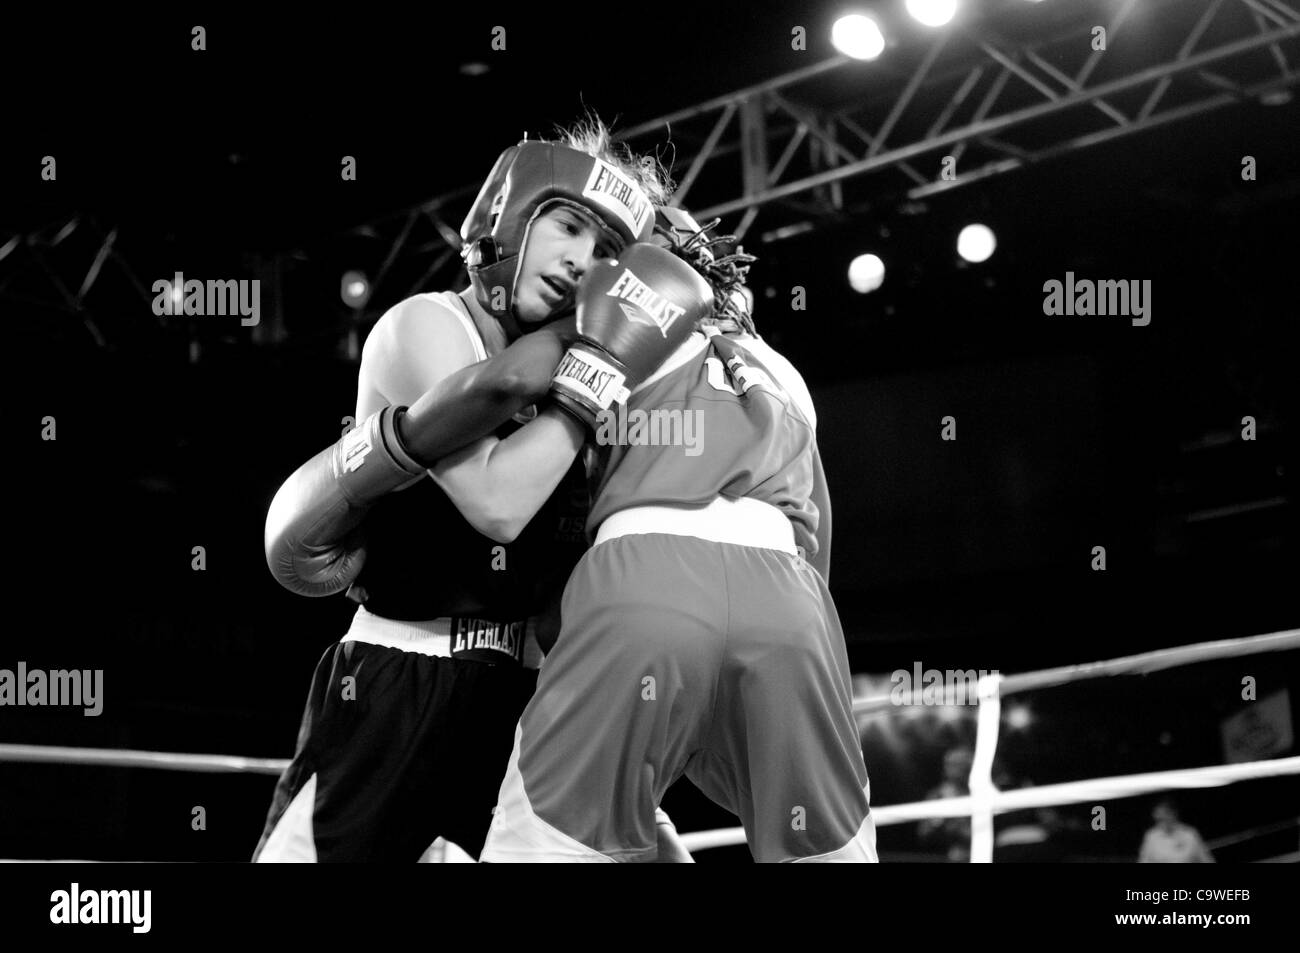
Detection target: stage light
<box><xmin>906</xmin><ymin>0</ymin><xmax>959</xmax><ymax>28</ymax></box>
<box><xmin>170</xmin><ymin>283</ymin><xmax>183</xmax><ymax>310</ymax></box>
<box><xmin>957</xmin><ymin>223</ymin><xmax>996</xmax><ymax>263</ymax></box>
<box><xmin>341</xmin><ymin>270</ymin><xmax>370</xmax><ymax>307</ymax></box>
<box><xmin>1006</xmin><ymin>704</ymin><xmax>1033</xmax><ymax>730</ymax></box>
<box><xmin>831</xmin><ymin>14</ymin><xmax>886</xmax><ymax>60</ymax></box>
<box><xmin>848</xmin><ymin>253</ymin><xmax>886</xmax><ymax>293</ymax></box>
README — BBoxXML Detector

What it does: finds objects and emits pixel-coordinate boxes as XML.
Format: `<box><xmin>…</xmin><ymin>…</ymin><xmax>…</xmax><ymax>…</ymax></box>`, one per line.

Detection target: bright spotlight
<box><xmin>341</xmin><ymin>270</ymin><xmax>371</xmax><ymax>307</ymax></box>
<box><xmin>848</xmin><ymin>253</ymin><xmax>886</xmax><ymax>294</ymax></box>
<box><xmin>906</xmin><ymin>0</ymin><xmax>959</xmax><ymax>28</ymax></box>
<box><xmin>1006</xmin><ymin>704</ymin><xmax>1033</xmax><ymax>730</ymax></box>
<box><xmin>831</xmin><ymin>14</ymin><xmax>886</xmax><ymax>60</ymax></box>
<box><xmin>957</xmin><ymin>223</ymin><xmax>996</xmax><ymax>263</ymax></box>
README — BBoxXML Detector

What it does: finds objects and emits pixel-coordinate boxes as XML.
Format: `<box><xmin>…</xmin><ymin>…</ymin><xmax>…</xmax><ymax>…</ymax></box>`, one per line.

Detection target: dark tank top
<box><xmin>347</xmin><ymin>416</ymin><xmax>590</xmax><ymax>624</ymax></box>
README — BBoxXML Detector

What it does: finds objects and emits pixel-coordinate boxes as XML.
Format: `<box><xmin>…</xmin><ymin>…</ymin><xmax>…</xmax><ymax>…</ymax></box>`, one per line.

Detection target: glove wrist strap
<box><xmin>550</xmin><ymin>343</ymin><xmax>630</xmax><ymax>413</ymax></box>
<box><xmin>335</xmin><ymin>407</ymin><xmax>426</xmax><ymax>505</ymax></box>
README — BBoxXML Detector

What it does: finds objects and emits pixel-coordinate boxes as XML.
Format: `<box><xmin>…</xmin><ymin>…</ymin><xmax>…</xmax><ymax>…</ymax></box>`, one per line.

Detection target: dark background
<box><xmin>2</xmin><ymin>1</ymin><xmax>1296</xmax><ymax>861</ymax></box>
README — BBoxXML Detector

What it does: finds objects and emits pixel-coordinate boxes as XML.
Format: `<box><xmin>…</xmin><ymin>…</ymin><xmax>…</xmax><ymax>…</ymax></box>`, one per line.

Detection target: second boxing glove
<box><xmin>549</xmin><ymin>242</ymin><xmax>714</xmax><ymax>429</ymax></box>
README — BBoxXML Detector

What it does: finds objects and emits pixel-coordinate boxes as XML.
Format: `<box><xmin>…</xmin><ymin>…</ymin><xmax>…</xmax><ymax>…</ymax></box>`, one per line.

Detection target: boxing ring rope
<box><xmin>0</xmin><ymin>744</ymin><xmax>287</xmax><ymax>775</ymax></box>
<box><xmin>679</xmin><ymin>628</ymin><xmax>1300</xmax><ymax>857</ymax></box>
<box><xmin>1</xmin><ymin>628</ymin><xmax>1297</xmax><ymax>860</ymax></box>
<box><xmin>675</xmin><ymin>757</ymin><xmax>1300</xmax><ymax>853</ymax></box>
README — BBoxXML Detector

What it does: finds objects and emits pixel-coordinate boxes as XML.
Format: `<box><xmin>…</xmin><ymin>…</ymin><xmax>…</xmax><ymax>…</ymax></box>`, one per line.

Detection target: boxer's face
<box><xmin>514</xmin><ymin>205</ymin><xmax>621</xmax><ymax>324</ymax></box>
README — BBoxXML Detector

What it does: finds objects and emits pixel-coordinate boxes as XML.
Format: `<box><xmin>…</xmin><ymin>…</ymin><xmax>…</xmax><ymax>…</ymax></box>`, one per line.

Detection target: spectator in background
<box><xmin>1139</xmin><ymin>799</ymin><xmax>1215</xmax><ymax>863</ymax></box>
<box><xmin>919</xmin><ymin>745</ymin><xmax>973</xmax><ymax>861</ymax></box>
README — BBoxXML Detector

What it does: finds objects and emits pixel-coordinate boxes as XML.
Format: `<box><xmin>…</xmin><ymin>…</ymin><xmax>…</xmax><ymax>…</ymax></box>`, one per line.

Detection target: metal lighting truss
<box><xmin>620</xmin><ymin>0</ymin><xmax>1300</xmax><ymax>240</ymax></box>
<box><xmin>9</xmin><ymin>0</ymin><xmax>1295</xmax><ymax>345</ymax></box>
<box><xmin>337</xmin><ymin>0</ymin><xmax>1300</xmax><ymax>306</ymax></box>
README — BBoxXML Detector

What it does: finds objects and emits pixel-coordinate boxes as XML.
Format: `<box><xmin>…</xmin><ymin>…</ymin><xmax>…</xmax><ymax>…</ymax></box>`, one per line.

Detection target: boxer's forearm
<box><xmin>427</xmin><ymin>406</ymin><xmax>586</xmax><ymax>544</ymax></box>
<box><xmin>395</xmin><ymin>329</ymin><xmax>566</xmax><ymax>465</ymax></box>
<box><xmin>266</xmin><ymin>325</ymin><xmax>566</xmax><ymax>595</ymax></box>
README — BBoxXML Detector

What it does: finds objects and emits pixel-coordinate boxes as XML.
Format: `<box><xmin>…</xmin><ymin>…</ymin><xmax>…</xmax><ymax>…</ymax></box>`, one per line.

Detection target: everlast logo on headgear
<box><xmin>582</xmin><ymin>162</ymin><xmax>651</xmax><ymax>237</ymax></box>
<box><xmin>606</xmin><ymin>269</ymin><xmax>686</xmax><ymax>337</ymax></box>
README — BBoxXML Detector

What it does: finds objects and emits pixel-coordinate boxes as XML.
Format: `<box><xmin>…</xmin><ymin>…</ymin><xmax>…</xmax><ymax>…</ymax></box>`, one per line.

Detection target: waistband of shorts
<box><xmin>342</xmin><ymin>606</ymin><xmax>543</xmax><ymax>669</ymax></box>
<box><xmin>594</xmin><ymin>496</ymin><xmax>797</xmax><ymax>555</ymax></box>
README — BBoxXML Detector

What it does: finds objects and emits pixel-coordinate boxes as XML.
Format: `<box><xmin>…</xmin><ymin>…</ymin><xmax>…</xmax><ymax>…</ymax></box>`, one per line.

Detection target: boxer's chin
<box><xmin>512</xmin><ymin>287</ymin><xmax>551</xmax><ymax>325</ymax></box>
<box><xmin>541</xmin><ymin>300</ymin><xmax>576</xmax><ymax>324</ymax></box>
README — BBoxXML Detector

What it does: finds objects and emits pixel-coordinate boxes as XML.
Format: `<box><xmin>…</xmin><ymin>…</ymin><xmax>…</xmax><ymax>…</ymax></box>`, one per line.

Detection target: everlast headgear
<box><xmin>460</xmin><ymin>141</ymin><xmax>656</xmax><ymax>319</ymax></box>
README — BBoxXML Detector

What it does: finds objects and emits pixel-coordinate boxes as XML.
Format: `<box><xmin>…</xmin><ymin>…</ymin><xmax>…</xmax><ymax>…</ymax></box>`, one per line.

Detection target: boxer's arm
<box><xmin>808</xmin><ymin>445</ymin><xmax>833</xmax><ymax>583</ymax></box>
<box><xmin>364</xmin><ymin>299</ymin><xmax>567</xmax><ymax>462</ymax></box>
<box><xmin>427</xmin><ymin>405</ymin><xmax>586</xmax><ymax>544</ymax></box>
<box><xmin>359</xmin><ymin>298</ymin><xmax>481</xmax><ymax>415</ymax></box>
<box><xmin>265</xmin><ymin>300</ymin><xmax>566</xmax><ymax>596</ymax></box>
<box><xmin>741</xmin><ymin>336</ymin><xmax>832</xmax><ymax>580</ymax></box>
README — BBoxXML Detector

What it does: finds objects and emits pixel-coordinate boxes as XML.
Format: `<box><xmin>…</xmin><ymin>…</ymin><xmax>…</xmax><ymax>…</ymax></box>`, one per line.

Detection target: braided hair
<box><xmin>653</xmin><ymin>215</ymin><xmax>758</xmax><ymax>336</ymax></box>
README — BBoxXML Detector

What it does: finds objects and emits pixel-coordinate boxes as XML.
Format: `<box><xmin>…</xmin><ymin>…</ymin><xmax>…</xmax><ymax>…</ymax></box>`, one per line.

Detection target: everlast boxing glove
<box><xmin>264</xmin><ymin>407</ymin><xmax>424</xmax><ymax>597</ymax></box>
<box><xmin>549</xmin><ymin>242</ymin><xmax>714</xmax><ymax>429</ymax></box>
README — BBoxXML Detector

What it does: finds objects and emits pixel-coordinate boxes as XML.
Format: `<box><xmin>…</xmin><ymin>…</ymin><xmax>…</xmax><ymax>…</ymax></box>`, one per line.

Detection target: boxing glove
<box><xmin>549</xmin><ymin>242</ymin><xmax>714</xmax><ymax>429</ymax></box>
<box><xmin>265</xmin><ymin>406</ymin><xmax>425</xmax><ymax>597</ymax></box>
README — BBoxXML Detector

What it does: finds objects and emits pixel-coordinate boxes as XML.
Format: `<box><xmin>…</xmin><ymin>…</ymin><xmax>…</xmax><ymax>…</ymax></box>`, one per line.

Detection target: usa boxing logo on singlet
<box><xmin>554</xmin><ymin>481</ymin><xmax>588</xmax><ymax>546</ymax></box>
<box><xmin>449</xmin><ymin>618</ymin><xmax>527</xmax><ymax>665</ymax></box>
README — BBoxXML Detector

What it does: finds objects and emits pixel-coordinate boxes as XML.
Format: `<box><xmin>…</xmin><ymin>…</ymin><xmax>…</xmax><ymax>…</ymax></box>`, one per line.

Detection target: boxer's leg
<box><xmin>689</xmin><ymin>545</ymin><xmax>877</xmax><ymax>863</ymax></box>
<box><xmin>438</xmin><ymin>663</ymin><xmax>539</xmax><ymax>859</ymax></box>
<box><xmin>253</xmin><ymin>644</ymin><xmax>336</xmax><ymax>862</ymax></box>
<box><xmin>256</xmin><ymin>640</ymin><xmax>471</xmax><ymax>862</ymax></box>
<box><xmin>481</xmin><ymin>535</ymin><xmax>724</xmax><ymax>862</ymax></box>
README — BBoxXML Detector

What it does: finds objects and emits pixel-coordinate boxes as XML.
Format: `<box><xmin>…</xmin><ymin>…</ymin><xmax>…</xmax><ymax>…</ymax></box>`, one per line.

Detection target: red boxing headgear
<box><xmin>460</xmin><ymin>141</ymin><xmax>656</xmax><ymax>319</ymax></box>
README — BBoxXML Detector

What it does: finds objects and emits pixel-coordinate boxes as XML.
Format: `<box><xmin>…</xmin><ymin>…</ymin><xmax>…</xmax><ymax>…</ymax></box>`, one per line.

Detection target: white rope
<box><xmin>853</xmin><ymin>628</ymin><xmax>1300</xmax><ymax>715</ymax></box>
<box><xmin>4</xmin><ymin>628</ymin><xmax>1298</xmax><ymax>860</ymax></box>
<box><xmin>0</xmin><ymin>743</ymin><xmax>288</xmax><ymax>775</ymax></box>
<box><xmin>676</xmin><ymin>756</ymin><xmax>1300</xmax><ymax>852</ymax></box>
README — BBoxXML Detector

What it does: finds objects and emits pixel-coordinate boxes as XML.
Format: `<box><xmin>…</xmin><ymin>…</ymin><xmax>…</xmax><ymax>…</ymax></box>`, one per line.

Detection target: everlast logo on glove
<box><xmin>340</xmin><ymin>423</ymin><xmax>374</xmax><ymax>473</ymax></box>
<box><xmin>583</xmin><ymin>162</ymin><xmax>652</xmax><ymax>237</ymax></box>
<box><xmin>553</xmin><ymin>349</ymin><xmax>627</xmax><ymax>410</ymax></box>
<box><xmin>606</xmin><ymin>269</ymin><xmax>687</xmax><ymax>338</ymax></box>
